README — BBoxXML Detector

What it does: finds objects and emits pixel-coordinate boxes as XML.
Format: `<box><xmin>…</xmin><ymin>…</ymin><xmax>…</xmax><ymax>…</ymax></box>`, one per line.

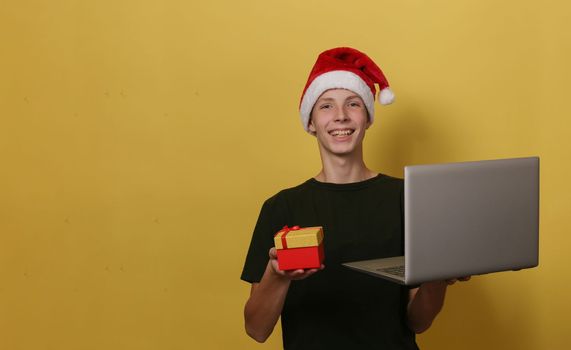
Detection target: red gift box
<box><xmin>274</xmin><ymin>226</ymin><xmax>324</xmax><ymax>270</ymax></box>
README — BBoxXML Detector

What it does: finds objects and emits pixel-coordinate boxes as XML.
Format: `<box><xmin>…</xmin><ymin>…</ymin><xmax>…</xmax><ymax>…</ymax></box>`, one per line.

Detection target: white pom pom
<box><xmin>378</xmin><ymin>87</ymin><xmax>395</xmax><ymax>105</ymax></box>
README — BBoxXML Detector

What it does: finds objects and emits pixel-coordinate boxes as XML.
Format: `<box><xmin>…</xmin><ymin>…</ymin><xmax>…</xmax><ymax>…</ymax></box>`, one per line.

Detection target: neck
<box><xmin>314</xmin><ymin>146</ymin><xmax>376</xmax><ymax>184</ymax></box>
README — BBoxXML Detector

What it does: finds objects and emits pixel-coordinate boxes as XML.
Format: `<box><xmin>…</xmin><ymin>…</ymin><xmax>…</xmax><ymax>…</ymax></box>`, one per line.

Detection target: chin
<box><xmin>317</xmin><ymin>134</ymin><xmax>363</xmax><ymax>157</ymax></box>
<box><xmin>327</xmin><ymin>146</ymin><xmax>358</xmax><ymax>157</ymax></box>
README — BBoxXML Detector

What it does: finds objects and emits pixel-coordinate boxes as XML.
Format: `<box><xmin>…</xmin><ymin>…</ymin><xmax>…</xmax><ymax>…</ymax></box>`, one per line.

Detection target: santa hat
<box><xmin>299</xmin><ymin>47</ymin><xmax>394</xmax><ymax>132</ymax></box>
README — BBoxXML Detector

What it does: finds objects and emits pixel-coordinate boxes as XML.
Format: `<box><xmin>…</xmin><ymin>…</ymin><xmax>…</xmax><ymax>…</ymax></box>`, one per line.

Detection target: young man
<box><xmin>241</xmin><ymin>47</ymin><xmax>468</xmax><ymax>349</ymax></box>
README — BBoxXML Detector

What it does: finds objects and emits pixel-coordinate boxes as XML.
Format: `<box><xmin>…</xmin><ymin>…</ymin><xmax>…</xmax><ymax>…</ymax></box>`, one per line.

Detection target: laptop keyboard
<box><xmin>377</xmin><ymin>265</ymin><xmax>405</xmax><ymax>277</ymax></box>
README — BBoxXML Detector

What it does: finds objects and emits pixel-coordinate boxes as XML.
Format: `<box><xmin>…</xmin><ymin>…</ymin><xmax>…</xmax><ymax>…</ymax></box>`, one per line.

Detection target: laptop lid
<box><xmin>404</xmin><ymin>157</ymin><xmax>540</xmax><ymax>286</ymax></box>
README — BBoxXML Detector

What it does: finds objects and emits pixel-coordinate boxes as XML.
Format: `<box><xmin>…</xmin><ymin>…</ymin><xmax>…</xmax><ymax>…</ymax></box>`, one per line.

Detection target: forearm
<box><xmin>406</xmin><ymin>281</ymin><xmax>447</xmax><ymax>334</ymax></box>
<box><xmin>244</xmin><ymin>262</ymin><xmax>291</xmax><ymax>342</ymax></box>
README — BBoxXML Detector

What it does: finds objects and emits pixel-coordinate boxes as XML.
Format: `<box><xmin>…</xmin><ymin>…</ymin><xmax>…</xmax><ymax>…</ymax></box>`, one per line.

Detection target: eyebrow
<box><xmin>316</xmin><ymin>94</ymin><xmax>361</xmax><ymax>102</ymax></box>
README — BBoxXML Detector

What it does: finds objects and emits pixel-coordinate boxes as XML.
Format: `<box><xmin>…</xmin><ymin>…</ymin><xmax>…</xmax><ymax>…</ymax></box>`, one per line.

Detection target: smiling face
<box><xmin>308</xmin><ymin>88</ymin><xmax>371</xmax><ymax>158</ymax></box>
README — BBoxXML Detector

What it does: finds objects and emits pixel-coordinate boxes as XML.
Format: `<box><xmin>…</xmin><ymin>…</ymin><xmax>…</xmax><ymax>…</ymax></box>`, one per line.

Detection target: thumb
<box><xmin>269</xmin><ymin>247</ymin><xmax>277</xmax><ymax>259</ymax></box>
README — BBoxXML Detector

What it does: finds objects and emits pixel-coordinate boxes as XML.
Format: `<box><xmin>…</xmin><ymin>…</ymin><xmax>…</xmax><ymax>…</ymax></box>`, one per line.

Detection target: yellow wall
<box><xmin>1</xmin><ymin>1</ymin><xmax>569</xmax><ymax>349</ymax></box>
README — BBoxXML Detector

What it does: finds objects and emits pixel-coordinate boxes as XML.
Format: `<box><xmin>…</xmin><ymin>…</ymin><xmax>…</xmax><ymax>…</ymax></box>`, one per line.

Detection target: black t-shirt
<box><xmin>241</xmin><ymin>174</ymin><xmax>419</xmax><ymax>350</ymax></box>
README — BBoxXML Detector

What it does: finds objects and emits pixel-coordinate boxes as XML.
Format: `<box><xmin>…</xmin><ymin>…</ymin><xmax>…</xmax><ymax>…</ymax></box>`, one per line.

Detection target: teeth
<box><xmin>330</xmin><ymin>129</ymin><xmax>353</xmax><ymax>136</ymax></box>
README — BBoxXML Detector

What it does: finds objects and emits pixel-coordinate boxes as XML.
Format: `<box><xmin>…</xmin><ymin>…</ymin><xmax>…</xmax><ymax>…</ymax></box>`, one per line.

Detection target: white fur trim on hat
<box><xmin>299</xmin><ymin>70</ymin><xmax>375</xmax><ymax>132</ymax></box>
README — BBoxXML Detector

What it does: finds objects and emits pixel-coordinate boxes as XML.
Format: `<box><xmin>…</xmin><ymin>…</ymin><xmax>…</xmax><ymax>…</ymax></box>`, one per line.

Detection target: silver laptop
<box><xmin>343</xmin><ymin>157</ymin><xmax>540</xmax><ymax>286</ymax></box>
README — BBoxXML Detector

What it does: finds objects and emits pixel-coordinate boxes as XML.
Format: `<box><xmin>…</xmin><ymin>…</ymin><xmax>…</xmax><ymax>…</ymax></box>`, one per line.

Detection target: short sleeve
<box><xmin>240</xmin><ymin>194</ymin><xmax>288</xmax><ymax>283</ymax></box>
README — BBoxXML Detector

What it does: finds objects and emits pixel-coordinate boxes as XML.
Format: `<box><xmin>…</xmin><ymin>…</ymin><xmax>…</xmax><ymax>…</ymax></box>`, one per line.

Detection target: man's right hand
<box><xmin>244</xmin><ymin>248</ymin><xmax>325</xmax><ymax>342</ymax></box>
<box><xmin>268</xmin><ymin>247</ymin><xmax>324</xmax><ymax>280</ymax></box>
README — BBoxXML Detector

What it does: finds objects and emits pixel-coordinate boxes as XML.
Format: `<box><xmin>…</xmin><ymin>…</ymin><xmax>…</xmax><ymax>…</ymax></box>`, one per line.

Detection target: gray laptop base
<box><xmin>344</xmin><ymin>256</ymin><xmax>407</xmax><ymax>285</ymax></box>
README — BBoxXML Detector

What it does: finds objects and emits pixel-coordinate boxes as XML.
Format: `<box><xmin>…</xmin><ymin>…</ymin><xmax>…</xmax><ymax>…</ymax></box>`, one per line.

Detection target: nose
<box><xmin>334</xmin><ymin>106</ymin><xmax>350</xmax><ymax>122</ymax></box>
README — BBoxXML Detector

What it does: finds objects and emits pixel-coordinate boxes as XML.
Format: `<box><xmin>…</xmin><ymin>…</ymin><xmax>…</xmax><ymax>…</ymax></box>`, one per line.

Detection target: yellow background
<box><xmin>1</xmin><ymin>0</ymin><xmax>569</xmax><ymax>349</ymax></box>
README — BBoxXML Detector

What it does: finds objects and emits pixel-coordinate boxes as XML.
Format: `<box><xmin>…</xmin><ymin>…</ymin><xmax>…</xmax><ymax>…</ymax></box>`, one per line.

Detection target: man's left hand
<box><xmin>445</xmin><ymin>276</ymin><xmax>471</xmax><ymax>285</ymax></box>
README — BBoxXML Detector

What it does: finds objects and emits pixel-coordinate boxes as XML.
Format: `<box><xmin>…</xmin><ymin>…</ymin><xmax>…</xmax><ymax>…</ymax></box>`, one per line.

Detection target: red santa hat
<box><xmin>299</xmin><ymin>47</ymin><xmax>394</xmax><ymax>132</ymax></box>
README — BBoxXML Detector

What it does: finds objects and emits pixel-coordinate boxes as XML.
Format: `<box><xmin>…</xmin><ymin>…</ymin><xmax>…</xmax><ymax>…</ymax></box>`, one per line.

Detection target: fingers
<box><xmin>287</xmin><ymin>267</ymin><xmax>320</xmax><ymax>280</ymax></box>
<box><xmin>286</xmin><ymin>269</ymin><xmax>309</xmax><ymax>279</ymax></box>
<box><xmin>446</xmin><ymin>276</ymin><xmax>472</xmax><ymax>285</ymax></box>
<box><xmin>273</xmin><ymin>265</ymin><xmax>326</xmax><ymax>280</ymax></box>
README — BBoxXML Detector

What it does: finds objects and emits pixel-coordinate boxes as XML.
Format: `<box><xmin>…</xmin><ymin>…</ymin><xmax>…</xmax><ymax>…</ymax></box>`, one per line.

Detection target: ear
<box><xmin>308</xmin><ymin>118</ymin><xmax>317</xmax><ymax>136</ymax></box>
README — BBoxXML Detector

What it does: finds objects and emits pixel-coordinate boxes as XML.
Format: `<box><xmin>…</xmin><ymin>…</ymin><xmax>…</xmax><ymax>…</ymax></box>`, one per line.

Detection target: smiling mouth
<box><xmin>328</xmin><ymin>129</ymin><xmax>355</xmax><ymax>136</ymax></box>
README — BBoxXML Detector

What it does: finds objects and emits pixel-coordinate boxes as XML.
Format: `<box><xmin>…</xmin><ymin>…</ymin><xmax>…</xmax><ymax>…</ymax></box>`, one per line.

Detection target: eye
<box><xmin>319</xmin><ymin>103</ymin><xmax>333</xmax><ymax>109</ymax></box>
<box><xmin>348</xmin><ymin>101</ymin><xmax>362</xmax><ymax>107</ymax></box>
